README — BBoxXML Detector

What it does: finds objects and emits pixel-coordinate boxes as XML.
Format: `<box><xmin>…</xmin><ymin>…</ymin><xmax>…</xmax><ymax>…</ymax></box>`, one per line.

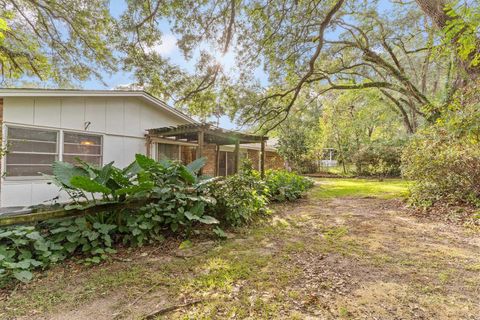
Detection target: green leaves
<box><xmin>135</xmin><ymin>154</ymin><xmax>158</xmax><ymax>170</ymax></box>
<box><xmin>13</xmin><ymin>270</ymin><xmax>33</xmax><ymax>283</ymax></box>
<box><xmin>52</xmin><ymin>161</ymin><xmax>89</xmax><ymax>189</ymax></box>
<box><xmin>1</xmin><ymin>156</ymin><xmax>306</xmax><ymax>288</ymax></box>
<box><xmin>186</xmin><ymin>157</ymin><xmax>207</xmax><ymax>174</ymax></box>
<box><xmin>70</xmin><ymin>176</ymin><xmax>112</xmax><ymax>194</ymax></box>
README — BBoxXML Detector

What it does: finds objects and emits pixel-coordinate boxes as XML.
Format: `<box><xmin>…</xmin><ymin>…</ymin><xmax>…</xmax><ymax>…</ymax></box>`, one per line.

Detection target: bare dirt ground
<box><xmin>1</xmin><ymin>179</ymin><xmax>479</xmax><ymax>319</ymax></box>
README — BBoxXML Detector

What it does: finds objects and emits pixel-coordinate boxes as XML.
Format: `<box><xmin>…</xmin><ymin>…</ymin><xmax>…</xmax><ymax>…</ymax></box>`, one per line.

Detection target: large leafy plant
<box><xmin>0</xmin><ymin>155</ymin><xmax>220</xmax><ymax>286</ymax></box>
<box><xmin>264</xmin><ymin>170</ymin><xmax>314</xmax><ymax>202</ymax></box>
<box><xmin>207</xmin><ymin>160</ymin><xmax>270</xmax><ymax>226</ymax></box>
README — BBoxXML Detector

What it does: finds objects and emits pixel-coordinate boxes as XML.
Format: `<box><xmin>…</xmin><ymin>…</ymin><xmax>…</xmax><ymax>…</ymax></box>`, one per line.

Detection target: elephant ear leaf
<box><xmin>135</xmin><ymin>154</ymin><xmax>157</xmax><ymax>170</ymax></box>
<box><xmin>186</xmin><ymin>157</ymin><xmax>207</xmax><ymax>174</ymax></box>
<box><xmin>95</xmin><ymin>161</ymin><xmax>115</xmax><ymax>185</ymax></box>
<box><xmin>70</xmin><ymin>176</ymin><xmax>111</xmax><ymax>194</ymax></box>
<box><xmin>52</xmin><ymin>161</ymin><xmax>89</xmax><ymax>189</ymax></box>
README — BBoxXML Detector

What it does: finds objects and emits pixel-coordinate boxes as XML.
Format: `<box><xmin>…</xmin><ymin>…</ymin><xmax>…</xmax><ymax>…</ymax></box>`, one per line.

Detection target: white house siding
<box><xmin>1</xmin><ymin>96</ymin><xmax>189</xmax><ymax>207</ymax></box>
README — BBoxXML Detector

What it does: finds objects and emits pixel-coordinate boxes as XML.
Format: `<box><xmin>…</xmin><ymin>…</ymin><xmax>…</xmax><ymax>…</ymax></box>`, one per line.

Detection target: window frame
<box><xmin>3</xmin><ymin>125</ymin><xmax>60</xmax><ymax>179</ymax></box>
<box><xmin>2</xmin><ymin>125</ymin><xmax>104</xmax><ymax>180</ymax></box>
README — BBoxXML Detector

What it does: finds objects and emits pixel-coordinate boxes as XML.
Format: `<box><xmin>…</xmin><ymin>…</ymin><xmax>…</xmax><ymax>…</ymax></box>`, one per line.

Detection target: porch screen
<box><xmin>157</xmin><ymin>143</ymin><xmax>179</xmax><ymax>160</ymax></box>
<box><xmin>5</xmin><ymin>127</ymin><xmax>58</xmax><ymax>176</ymax></box>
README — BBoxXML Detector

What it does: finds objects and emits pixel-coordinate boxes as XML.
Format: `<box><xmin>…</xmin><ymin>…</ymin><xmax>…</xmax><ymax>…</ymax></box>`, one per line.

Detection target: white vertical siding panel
<box><xmin>124</xmin><ymin>98</ymin><xmax>142</xmax><ymax>136</ymax></box>
<box><xmin>140</xmin><ymin>103</ymin><xmax>158</xmax><ymax>132</ymax></box>
<box><xmin>60</xmin><ymin>97</ymin><xmax>85</xmax><ymax>130</ymax></box>
<box><xmin>103</xmin><ymin>135</ymin><xmax>124</xmax><ymax>167</ymax></box>
<box><xmin>85</xmin><ymin>97</ymin><xmax>106</xmax><ymax>133</ymax></box>
<box><xmin>123</xmin><ymin>137</ymin><xmax>145</xmax><ymax>166</ymax></box>
<box><xmin>105</xmin><ymin>97</ymin><xmax>125</xmax><ymax>135</ymax></box>
<box><xmin>141</xmin><ymin>102</ymin><xmax>188</xmax><ymax>130</ymax></box>
<box><xmin>3</xmin><ymin>97</ymin><xmax>35</xmax><ymax>124</ymax></box>
<box><xmin>34</xmin><ymin>97</ymin><xmax>61</xmax><ymax>127</ymax></box>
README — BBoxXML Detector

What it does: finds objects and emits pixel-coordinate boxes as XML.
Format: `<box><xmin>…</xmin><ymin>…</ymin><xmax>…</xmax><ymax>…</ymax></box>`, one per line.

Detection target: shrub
<box><xmin>402</xmin><ymin>133</ymin><xmax>480</xmax><ymax>207</ymax></box>
<box><xmin>207</xmin><ymin>161</ymin><xmax>269</xmax><ymax>226</ymax></box>
<box><xmin>0</xmin><ymin>216</ymin><xmax>117</xmax><ymax>285</ymax></box>
<box><xmin>264</xmin><ymin>170</ymin><xmax>314</xmax><ymax>201</ymax></box>
<box><xmin>402</xmin><ymin>81</ymin><xmax>480</xmax><ymax>207</ymax></box>
<box><xmin>353</xmin><ymin>142</ymin><xmax>403</xmax><ymax>177</ymax></box>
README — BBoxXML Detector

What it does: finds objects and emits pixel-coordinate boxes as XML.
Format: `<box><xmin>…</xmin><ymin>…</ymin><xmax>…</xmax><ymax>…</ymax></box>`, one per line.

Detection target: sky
<box><xmin>83</xmin><ymin>0</ymin><xmax>395</xmax><ymax>129</ymax></box>
<box><xmin>82</xmin><ymin>0</ymin><xmax>239</xmax><ymax>129</ymax></box>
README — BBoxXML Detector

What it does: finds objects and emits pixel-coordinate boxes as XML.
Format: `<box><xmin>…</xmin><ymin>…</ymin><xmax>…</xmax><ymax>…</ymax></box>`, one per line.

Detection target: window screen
<box><xmin>63</xmin><ymin>132</ymin><xmax>102</xmax><ymax>166</ymax></box>
<box><xmin>6</xmin><ymin>127</ymin><xmax>58</xmax><ymax>176</ymax></box>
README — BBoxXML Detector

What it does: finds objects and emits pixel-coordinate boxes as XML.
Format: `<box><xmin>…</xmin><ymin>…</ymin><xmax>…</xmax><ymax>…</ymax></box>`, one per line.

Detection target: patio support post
<box><xmin>260</xmin><ymin>138</ymin><xmax>266</xmax><ymax>179</ymax></box>
<box><xmin>234</xmin><ymin>139</ymin><xmax>240</xmax><ymax>173</ymax></box>
<box><xmin>146</xmin><ymin>136</ymin><xmax>152</xmax><ymax>158</ymax></box>
<box><xmin>197</xmin><ymin>130</ymin><xmax>204</xmax><ymax>174</ymax></box>
<box><xmin>215</xmin><ymin>144</ymin><xmax>220</xmax><ymax>176</ymax></box>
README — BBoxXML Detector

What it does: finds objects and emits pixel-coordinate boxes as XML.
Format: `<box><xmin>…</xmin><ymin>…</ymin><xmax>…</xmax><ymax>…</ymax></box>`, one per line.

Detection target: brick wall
<box><xmin>266</xmin><ymin>151</ymin><xmax>285</xmax><ymax>170</ymax></box>
<box><xmin>202</xmin><ymin>143</ymin><xmax>217</xmax><ymax>176</ymax></box>
<box><xmin>247</xmin><ymin>149</ymin><xmax>260</xmax><ymax>170</ymax></box>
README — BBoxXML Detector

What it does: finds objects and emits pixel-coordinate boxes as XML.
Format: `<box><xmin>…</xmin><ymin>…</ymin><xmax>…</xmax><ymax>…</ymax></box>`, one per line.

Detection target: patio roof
<box><xmin>147</xmin><ymin>123</ymin><xmax>267</xmax><ymax>145</ymax></box>
<box><xmin>146</xmin><ymin>123</ymin><xmax>268</xmax><ymax>177</ymax></box>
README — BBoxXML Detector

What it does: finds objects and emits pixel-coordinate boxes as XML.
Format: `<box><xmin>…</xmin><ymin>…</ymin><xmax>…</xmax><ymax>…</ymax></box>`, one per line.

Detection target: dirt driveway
<box><xmin>2</xmin><ymin>179</ymin><xmax>479</xmax><ymax>319</ymax></box>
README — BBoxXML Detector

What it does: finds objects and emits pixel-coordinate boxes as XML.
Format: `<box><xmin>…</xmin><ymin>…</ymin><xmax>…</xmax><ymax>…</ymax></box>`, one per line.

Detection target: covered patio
<box><xmin>146</xmin><ymin>124</ymin><xmax>268</xmax><ymax>177</ymax></box>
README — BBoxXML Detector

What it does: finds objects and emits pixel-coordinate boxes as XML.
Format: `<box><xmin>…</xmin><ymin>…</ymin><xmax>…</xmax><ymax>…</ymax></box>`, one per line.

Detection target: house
<box><xmin>0</xmin><ymin>89</ymin><xmax>284</xmax><ymax>207</ymax></box>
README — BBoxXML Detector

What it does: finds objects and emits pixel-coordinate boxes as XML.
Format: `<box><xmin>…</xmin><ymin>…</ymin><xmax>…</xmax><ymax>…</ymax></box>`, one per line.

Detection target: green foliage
<box><xmin>402</xmin><ymin>133</ymin><xmax>480</xmax><ymax>207</ymax></box>
<box><xmin>0</xmin><ymin>155</ymin><xmax>219</xmax><ymax>286</ymax></box>
<box><xmin>208</xmin><ymin>161</ymin><xmax>314</xmax><ymax>226</ymax></box>
<box><xmin>443</xmin><ymin>3</ymin><xmax>480</xmax><ymax>68</ymax></box>
<box><xmin>402</xmin><ymin>82</ymin><xmax>480</xmax><ymax>207</ymax></box>
<box><xmin>0</xmin><ymin>216</ymin><xmax>117</xmax><ymax>286</ymax></box>
<box><xmin>0</xmin><ymin>0</ymin><xmax>116</xmax><ymax>84</ymax></box>
<box><xmin>318</xmin><ymin>90</ymin><xmax>408</xmax><ymax>175</ymax></box>
<box><xmin>264</xmin><ymin>170</ymin><xmax>314</xmax><ymax>202</ymax></box>
<box><xmin>208</xmin><ymin>162</ymin><xmax>269</xmax><ymax>227</ymax></box>
<box><xmin>275</xmin><ymin>100</ymin><xmax>322</xmax><ymax>173</ymax></box>
<box><xmin>353</xmin><ymin>142</ymin><xmax>404</xmax><ymax>177</ymax></box>
<box><xmin>0</xmin><ymin>157</ymin><xmax>314</xmax><ymax>286</ymax></box>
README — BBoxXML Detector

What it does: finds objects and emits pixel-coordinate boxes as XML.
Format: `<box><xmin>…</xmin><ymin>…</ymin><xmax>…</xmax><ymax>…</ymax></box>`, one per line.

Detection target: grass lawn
<box><xmin>312</xmin><ymin>178</ymin><xmax>411</xmax><ymax>199</ymax></box>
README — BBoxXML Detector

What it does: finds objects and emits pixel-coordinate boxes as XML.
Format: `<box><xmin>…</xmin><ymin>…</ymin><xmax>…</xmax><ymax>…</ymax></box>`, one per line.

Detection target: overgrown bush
<box><xmin>207</xmin><ymin>160</ymin><xmax>269</xmax><ymax>226</ymax></box>
<box><xmin>264</xmin><ymin>169</ymin><xmax>314</xmax><ymax>201</ymax></box>
<box><xmin>402</xmin><ymin>82</ymin><xmax>480</xmax><ymax>207</ymax></box>
<box><xmin>208</xmin><ymin>161</ymin><xmax>314</xmax><ymax>226</ymax></box>
<box><xmin>0</xmin><ymin>216</ymin><xmax>118</xmax><ymax>285</ymax></box>
<box><xmin>402</xmin><ymin>133</ymin><xmax>480</xmax><ymax>207</ymax></box>
<box><xmin>353</xmin><ymin>142</ymin><xmax>403</xmax><ymax>177</ymax></box>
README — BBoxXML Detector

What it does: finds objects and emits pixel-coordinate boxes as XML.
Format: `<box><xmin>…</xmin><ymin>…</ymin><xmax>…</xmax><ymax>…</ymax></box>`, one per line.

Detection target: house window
<box><xmin>5</xmin><ymin>127</ymin><xmax>58</xmax><ymax>176</ymax></box>
<box><xmin>157</xmin><ymin>143</ymin><xmax>179</xmax><ymax>160</ymax></box>
<box><xmin>63</xmin><ymin>132</ymin><xmax>102</xmax><ymax>166</ymax></box>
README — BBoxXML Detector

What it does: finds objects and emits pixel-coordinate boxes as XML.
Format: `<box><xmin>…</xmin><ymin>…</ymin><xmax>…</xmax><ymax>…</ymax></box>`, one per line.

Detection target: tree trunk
<box><xmin>414</xmin><ymin>0</ymin><xmax>449</xmax><ymax>29</ymax></box>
